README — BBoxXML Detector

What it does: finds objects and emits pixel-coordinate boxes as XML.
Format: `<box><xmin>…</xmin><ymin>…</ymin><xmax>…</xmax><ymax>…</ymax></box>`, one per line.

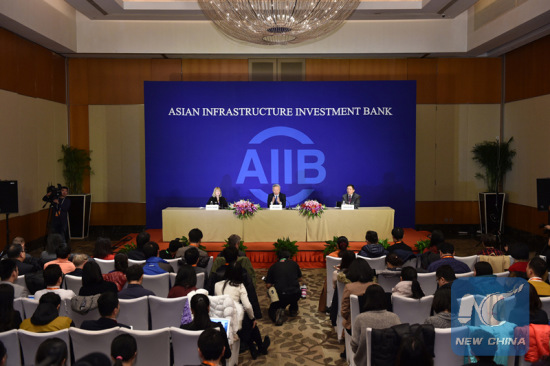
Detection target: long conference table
<box><xmin>162</xmin><ymin>207</ymin><xmax>395</xmax><ymax>243</ymax></box>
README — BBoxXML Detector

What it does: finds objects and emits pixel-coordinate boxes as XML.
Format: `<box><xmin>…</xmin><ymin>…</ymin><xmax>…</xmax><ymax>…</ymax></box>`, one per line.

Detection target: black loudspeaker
<box><xmin>0</xmin><ymin>181</ymin><xmax>18</xmax><ymax>214</ymax></box>
<box><xmin>537</xmin><ymin>178</ymin><xmax>550</xmax><ymax>211</ymax></box>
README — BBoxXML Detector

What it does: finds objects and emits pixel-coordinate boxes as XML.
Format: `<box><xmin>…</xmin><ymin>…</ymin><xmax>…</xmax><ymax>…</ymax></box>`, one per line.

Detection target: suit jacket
<box><xmin>206</xmin><ymin>196</ymin><xmax>228</xmax><ymax>208</ymax></box>
<box><xmin>267</xmin><ymin>193</ymin><xmax>286</xmax><ymax>208</ymax></box>
<box><xmin>342</xmin><ymin>193</ymin><xmax>360</xmax><ymax>208</ymax></box>
<box><xmin>80</xmin><ymin>317</ymin><xmax>130</xmax><ymax>331</ymax></box>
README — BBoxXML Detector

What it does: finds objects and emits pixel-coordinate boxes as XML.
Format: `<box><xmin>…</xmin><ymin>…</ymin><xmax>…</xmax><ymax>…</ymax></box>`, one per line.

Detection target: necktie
<box><xmin>348</xmin><ymin>195</ymin><xmax>351</xmax><ymax>203</ymax></box>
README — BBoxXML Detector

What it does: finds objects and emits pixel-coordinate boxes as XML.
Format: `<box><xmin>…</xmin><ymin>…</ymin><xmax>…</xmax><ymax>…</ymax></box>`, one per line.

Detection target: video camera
<box><xmin>44</xmin><ymin>184</ymin><xmax>63</xmax><ymax>203</ymax></box>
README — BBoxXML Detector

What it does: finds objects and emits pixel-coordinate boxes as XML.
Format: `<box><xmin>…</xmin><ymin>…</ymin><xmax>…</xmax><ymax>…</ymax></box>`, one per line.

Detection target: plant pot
<box><xmin>478</xmin><ymin>192</ymin><xmax>505</xmax><ymax>235</ymax></box>
<box><xmin>68</xmin><ymin>194</ymin><xmax>92</xmax><ymax>239</ymax></box>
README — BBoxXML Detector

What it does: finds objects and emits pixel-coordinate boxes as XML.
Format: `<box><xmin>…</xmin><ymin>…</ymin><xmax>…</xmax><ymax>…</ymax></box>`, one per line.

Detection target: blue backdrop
<box><xmin>144</xmin><ymin>81</ymin><xmax>416</xmax><ymax>229</ymax></box>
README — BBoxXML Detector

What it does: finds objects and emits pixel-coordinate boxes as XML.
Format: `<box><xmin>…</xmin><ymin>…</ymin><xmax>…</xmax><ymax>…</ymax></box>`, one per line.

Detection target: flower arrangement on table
<box><xmin>296</xmin><ymin>200</ymin><xmax>325</xmax><ymax>219</ymax></box>
<box><xmin>229</xmin><ymin>199</ymin><xmax>261</xmax><ymax>219</ymax></box>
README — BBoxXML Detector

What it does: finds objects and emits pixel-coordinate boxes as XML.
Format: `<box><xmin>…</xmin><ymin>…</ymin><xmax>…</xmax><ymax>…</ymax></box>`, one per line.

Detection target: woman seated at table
<box><xmin>207</xmin><ymin>187</ymin><xmax>228</xmax><ymax>208</ymax></box>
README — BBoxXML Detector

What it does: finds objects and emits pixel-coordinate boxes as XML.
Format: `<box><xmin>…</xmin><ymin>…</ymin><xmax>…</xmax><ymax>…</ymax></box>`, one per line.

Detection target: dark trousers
<box><xmin>268</xmin><ymin>292</ymin><xmax>301</xmax><ymax>322</ymax></box>
<box><xmin>238</xmin><ymin>314</ymin><xmax>263</xmax><ymax>347</ymax></box>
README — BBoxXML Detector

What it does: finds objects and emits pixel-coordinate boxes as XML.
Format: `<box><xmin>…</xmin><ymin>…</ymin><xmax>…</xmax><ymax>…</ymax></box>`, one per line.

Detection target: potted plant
<box><xmin>273</xmin><ymin>237</ymin><xmax>299</xmax><ymax>258</ymax></box>
<box><xmin>58</xmin><ymin>145</ymin><xmax>93</xmax><ymax>239</ymax></box>
<box><xmin>471</xmin><ymin>137</ymin><xmax>516</xmax><ymax>234</ymax></box>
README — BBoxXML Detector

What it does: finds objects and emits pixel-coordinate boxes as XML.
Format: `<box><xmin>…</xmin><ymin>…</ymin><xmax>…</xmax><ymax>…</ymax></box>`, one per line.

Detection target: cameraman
<box><xmin>43</xmin><ymin>186</ymin><xmax>71</xmax><ymax>243</ymax></box>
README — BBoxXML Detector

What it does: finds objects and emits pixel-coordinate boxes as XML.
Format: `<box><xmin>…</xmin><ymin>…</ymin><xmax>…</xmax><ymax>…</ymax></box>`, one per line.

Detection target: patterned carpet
<box><xmin>238</xmin><ymin>268</ymin><xmax>346</xmax><ymax>366</ymax></box>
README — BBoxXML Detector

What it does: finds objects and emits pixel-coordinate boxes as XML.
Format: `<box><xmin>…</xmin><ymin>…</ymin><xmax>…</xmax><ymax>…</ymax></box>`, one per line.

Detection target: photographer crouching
<box><xmin>43</xmin><ymin>185</ymin><xmax>71</xmax><ymax>244</ymax></box>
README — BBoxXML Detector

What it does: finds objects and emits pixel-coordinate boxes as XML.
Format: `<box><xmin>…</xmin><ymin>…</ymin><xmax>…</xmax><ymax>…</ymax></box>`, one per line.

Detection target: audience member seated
<box><xmin>327</xmin><ymin>236</ymin><xmax>351</xmax><ymax>258</ymax></box>
<box><xmin>67</xmin><ymin>254</ymin><xmax>89</xmax><ymax>277</ymax></box>
<box><xmin>211</xmin><ymin>247</ymin><xmax>255</xmax><ymax>286</ymax></box>
<box><xmin>111</xmin><ymin>334</ymin><xmax>137</xmax><ymax>366</ymax></box>
<box><xmin>478</xmin><ymin>234</ymin><xmax>504</xmax><ymax>256</ymax></box>
<box><xmin>181</xmin><ymin>294</ymin><xmax>232</xmax><ymax>362</ymax></box>
<box><xmin>142</xmin><ymin>242</ymin><xmax>174</xmax><ymax>275</ymax></box>
<box><xmin>79</xmin><ymin>261</ymin><xmax>118</xmax><ymax>296</ymax></box>
<box><xmin>20</xmin><ymin>292</ymin><xmax>74</xmax><ymax>332</ymax></box>
<box><xmin>464</xmin><ymin>329</ymin><xmax>498</xmax><ymax>366</ymax></box>
<box><xmin>176</xmin><ymin>228</ymin><xmax>209</xmax><ymax>267</ymax></box>
<box><xmin>215</xmin><ymin>262</ymin><xmax>269</xmax><ymax>360</ymax></box>
<box><xmin>376</xmin><ymin>253</ymin><xmax>404</xmax><ymax>277</ymax></box>
<box><xmin>392</xmin><ymin>267</ymin><xmax>425</xmax><ymax>299</ymax></box>
<box><xmin>44</xmin><ymin>245</ymin><xmax>76</xmax><ymax>274</ymax></box>
<box><xmin>358</xmin><ymin>230</ymin><xmax>387</xmax><ymax>258</ymax></box>
<box><xmin>427</xmin><ymin>242</ymin><xmax>470</xmax><ymax>274</ymax></box>
<box><xmin>329</xmin><ymin>251</ymin><xmax>355</xmax><ymax>328</ymax></box>
<box><xmin>41</xmin><ymin>233</ymin><xmax>65</xmax><ymax>265</ymax></box>
<box><xmin>103</xmin><ymin>253</ymin><xmax>128</xmax><ymax>291</ymax></box>
<box><xmin>185</xmin><ymin>247</ymin><xmax>209</xmax><ymax>281</ymax></box>
<box><xmin>508</xmin><ymin>242</ymin><xmax>530</xmax><ymax>277</ymax></box>
<box><xmin>424</xmin><ymin>230</ymin><xmax>444</xmax><ymax>254</ymax></box>
<box><xmin>197</xmin><ymin>328</ymin><xmax>227</xmax><ymax>366</ymax></box>
<box><xmin>6</xmin><ymin>236</ymin><xmax>32</xmax><ymax>260</ymax></box>
<box><xmin>223</xmin><ymin>234</ymin><xmax>246</xmax><ymax>258</ymax></box>
<box><xmin>529</xmin><ymin>283</ymin><xmax>549</xmax><ymax>325</ymax></box>
<box><xmin>0</xmin><ymin>284</ymin><xmax>22</xmax><ymax>331</ymax></box>
<box><xmin>342</xmin><ymin>259</ymin><xmax>375</xmax><ymax>334</ymax></box>
<box><xmin>265</xmin><ymin>250</ymin><xmax>303</xmax><ymax>326</ymax></box>
<box><xmin>127</xmin><ymin>231</ymin><xmax>149</xmax><ymax>261</ymax></box>
<box><xmin>351</xmin><ymin>284</ymin><xmax>401</xmax><ymax>366</ymax></box>
<box><xmin>424</xmin><ymin>286</ymin><xmax>451</xmax><ymax>328</ymax></box>
<box><xmin>74</xmin><ymin>353</ymin><xmax>111</xmax><ymax>366</ymax></box>
<box><xmin>474</xmin><ymin>261</ymin><xmax>494</xmax><ymax>277</ymax></box>
<box><xmin>527</xmin><ymin>257</ymin><xmax>550</xmax><ymax>297</ymax></box>
<box><xmin>0</xmin><ymin>259</ymin><xmax>29</xmax><ymax>298</ymax></box>
<box><xmin>7</xmin><ymin>243</ymin><xmax>41</xmax><ymax>275</ymax></box>
<box><xmin>168</xmin><ymin>264</ymin><xmax>197</xmax><ymax>298</ymax></box>
<box><xmin>395</xmin><ymin>335</ymin><xmax>433</xmax><ymax>366</ymax></box>
<box><xmin>35</xmin><ymin>264</ymin><xmax>76</xmax><ymax>301</ymax></box>
<box><xmin>435</xmin><ymin>265</ymin><xmax>456</xmax><ymax>289</ymax></box>
<box><xmin>93</xmin><ymin>237</ymin><xmax>115</xmax><ymax>260</ymax></box>
<box><xmin>159</xmin><ymin>238</ymin><xmax>183</xmax><ymax>260</ymax></box>
<box><xmin>81</xmin><ymin>292</ymin><xmax>130</xmax><ymax>330</ymax></box>
<box><xmin>35</xmin><ymin>337</ymin><xmax>68</xmax><ymax>366</ymax></box>
<box><xmin>0</xmin><ymin>340</ymin><xmax>5</xmax><ymax>366</ymax></box>
<box><xmin>118</xmin><ymin>265</ymin><xmax>155</xmax><ymax>299</ymax></box>
<box><xmin>387</xmin><ymin>228</ymin><xmax>412</xmax><ymax>253</ymax></box>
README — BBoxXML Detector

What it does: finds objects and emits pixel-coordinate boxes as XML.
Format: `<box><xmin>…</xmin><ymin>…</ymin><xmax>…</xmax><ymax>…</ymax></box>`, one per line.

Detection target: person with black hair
<box><xmin>35</xmin><ymin>337</ymin><xmax>68</xmax><ymax>366</ymax></box>
<box><xmin>184</xmin><ymin>247</ymin><xmax>209</xmax><ymax>281</ymax></box>
<box><xmin>41</xmin><ymin>233</ymin><xmax>65</xmax><ymax>264</ymax></box>
<box><xmin>44</xmin><ymin>245</ymin><xmax>75</xmax><ymax>274</ymax></box>
<box><xmin>392</xmin><ymin>267</ymin><xmax>425</xmax><ymax>299</ymax></box>
<box><xmin>79</xmin><ymin>261</ymin><xmax>118</xmax><ymax>296</ymax></box>
<box><xmin>435</xmin><ymin>265</ymin><xmax>456</xmax><ymax>289</ymax></box>
<box><xmin>528</xmin><ymin>283</ymin><xmax>549</xmax><ymax>324</ymax></box>
<box><xmin>168</xmin><ymin>264</ymin><xmax>197</xmax><ymax>298</ymax></box>
<box><xmin>427</xmin><ymin>242</ymin><xmax>470</xmax><ymax>274</ymax></box>
<box><xmin>118</xmin><ymin>265</ymin><xmax>155</xmax><ymax>299</ymax></box>
<box><xmin>0</xmin><ymin>340</ymin><xmax>6</xmax><ymax>366</ymax></box>
<box><xmin>0</xmin><ymin>284</ymin><xmax>22</xmax><ymax>331</ymax></box>
<box><xmin>478</xmin><ymin>234</ymin><xmax>504</xmax><ymax>256</ymax></box>
<box><xmin>424</xmin><ymin>286</ymin><xmax>452</xmax><ymax>328</ymax></box>
<box><xmin>224</xmin><ymin>234</ymin><xmax>246</xmax><ymax>257</ymax></box>
<box><xmin>181</xmin><ymin>294</ymin><xmax>232</xmax><ymax>362</ymax></box>
<box><xmin>20</xmin><ymin>292</ymin><xmax>73</xmax><ymax>332</ymax></box>
<box><xmin>507</xmin><ymin>242</ymin><xmax>530</xmax><ymax>275</ymax></box>
<box><xmin>103</xmin><ymin>253</ymin><xmax>128</xmax><ymax>291</ymax></box>
<box><xmin>384</xmin><ymin>253</ymin><xmax>404</xmax><ymax>270</ymax></box>
<box><xmin>333</xmin><ymin>250</ymin><xmax>356</xmax><ymax>287</ymax></box>
<box><xmin>127</xmin><ymin>231</ymin><xmax>150</xmax><ymax>260</ymax></box>
<box><xmin>425</xmin><ymin>230</ymin><xmax>445</xmax><ymax>254</ymax></box>
<box><xmin>80</xmin><ymin>292</ymin><xmax>130</xmax><ymax>330</ymax></box>
<box><xmin>197</xmin><ymin>328</ymin><xmax>226</xmax><ymax>366</ymax></box>
<box><xmin>395</xmin><ymin>335</ymin><xmax>433</xmax><ymax>366</ymax></box>
<box><xmin>111</xmin><ymin>334</ymin><xmax>137</xmax><ymax>366</ymax></box>
<box><xmin>211</xmin><ymin>246</ymin><xmax>255</xmax><ymax>287</ymax></box>
<box><xmin>342</xmin><ymin>184</ymin><xmax>360</xmax><ymax>208</ymax></box>
<box><xmin>176</xmin><ymin>228</ymin><xmax>209</xmax><ymax>265</ymax></box>
<box><xmin>7</xmin><ymin>243</ymin><xmax>41</xmax><ymax>275</ymax></box>
<box><xmin>387</xmin><ymin>228</ymin><xmax>412</xmax><ymax>253</ymax></box>
<box><xmin>474</xmin><ymin>261</ymin><xmax>494</xmax><ymax>277</ymax></box>
<box><xmin>0</xmin><ymin>259</ymin><xmax>29</xmax><ymax>298</ymax></box>
<box><xmin>266</xmin><ymin>249</ymin><xmax>303</xmax><ymax>326</ymax></box>
<box><xmin>328</xmin><ymin>236</ymin><xmax>351</xmax><ymax>258</ymax></box>
<box><xmin>142</xmin><ymin>242</ymin><xmax>173</xmax><ymax>275</ymax></box>
<box><xmin>342</xmin><ymin>259</ymin><xmax>375</xmax><ymax>333</ymax></box>
<box><xmin>527</xmin><ymin>257</ymin><xmax>550</xmax><ymax>296</ymax></box>
<box><xmin>358</xmin><ymin>231</ymin><xmax>386</xmax><ymax>258</ymax></box>
<box><xmin>35</xmin><ymin>264</ymin><xmax>76</xmax><ymax>301</ymax></box>
<box><xmin>159</xmin><ymin>239</ymin><xmax>183</xmax><ymax>259</ymax></box>
<box><xmin>44</xmin><ymin>185</ymin><xmax>71</xmax><ymax>243</ymax></box>
<box><xmin>73</xmin><ymin>353</ymin><xmax>111</xmax><ymax>366</ymax></box>
<box><xmin>92</xmin><ymin>237</ymin><xmax>115</xmax><ymax>260</ymax></box>
<box><xmin>351</xmin><ymin>284</ymin><xmax>401</xmax><ymax>366</ymax></box>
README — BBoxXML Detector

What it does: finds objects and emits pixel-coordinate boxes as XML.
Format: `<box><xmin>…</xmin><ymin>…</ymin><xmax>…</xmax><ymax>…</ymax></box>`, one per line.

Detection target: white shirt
<box><xmin>34</xmin><ymin>287</ymin><xmax>76</xmax><ymax>301</ymax></box>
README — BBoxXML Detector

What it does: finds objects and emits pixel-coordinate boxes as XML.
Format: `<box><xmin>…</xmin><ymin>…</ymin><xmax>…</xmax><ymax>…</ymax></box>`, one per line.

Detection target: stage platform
<box><xmin>117</xmin><ymin>228</ymin><xmax>430</xmax><ymax>269</ymax></box>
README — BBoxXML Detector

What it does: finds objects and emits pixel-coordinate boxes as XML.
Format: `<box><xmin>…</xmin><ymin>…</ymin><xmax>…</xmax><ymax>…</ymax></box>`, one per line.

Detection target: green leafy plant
<box><xmin>472</xmin><ymin>137</ymin><xmax>516</xmax><ymax>192</ymax></box>
<box><xmin>179</xmin><ymin>235</ymin><xmax>206</xmax><ymax>251</ymax></box>
<box><xmin>273</xmin><ymin>237</ymin><xmax>299</xmax><ymax>258</ymax></box>
<box><xmin>415</xmin><ymin>239</ymin><xmax>431</xmax><ymax>253</ymax></box>
<box><xmin>223</xmin><ymin>239</ymin><xmax>248</xmax><ymax>253</ymax></box>
<box><xmin>323</xmin><ymin>236</ymin><xmax>339</xmax><ymax>257</ymax></box>
<box><xmin>379</xmin><ymin>238</ymin><xmax>390</xmax><ymax>250</ymax></box>
<box><xmin>58</xmin><ymin>144</ymin><xmax>93</xmax><ymax>194</ymax></box>
<box><xmin>117</xmin><ymin>241</ymin><xmax>136</xmax><ymax>254</ymax></box>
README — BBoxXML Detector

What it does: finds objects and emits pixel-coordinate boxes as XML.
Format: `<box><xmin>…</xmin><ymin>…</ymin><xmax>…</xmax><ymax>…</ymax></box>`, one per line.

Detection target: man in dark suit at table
<box><xmin>342</xmin><ymin>184</ymin><xmax>360</xmax><ymax>208</ymax></box>
<box><xmin>267</xmin><ymin>184</ymin><xmax>286</xmax><ymax>208</ymax></box>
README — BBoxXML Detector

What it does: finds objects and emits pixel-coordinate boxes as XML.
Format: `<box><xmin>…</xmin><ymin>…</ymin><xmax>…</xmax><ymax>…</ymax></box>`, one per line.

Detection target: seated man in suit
<box><xmin>267</xmin><ymin>184</ymin><xmax>286</xmax><ymax>208</ymax></box>
<box><xmin>6</xmin><ymin>244</ymin><xmax>41</xmax><ymax>275</ymax></box>
<box><xmin>387</xmin><ymin>227</ymin><xmax>412</xmax><ymax>253</ymax></box>
<box><xmin>184</xmin><ymin>247</ymin><xmax>209</xmax><ymax>281</ymax></box>
<box><xmin>118</xmin><ymin>265</ymin><xmax>156</xmax><ymax>299</ymax></box>
<box><xmin>427</xmin><ymin>242</ymin><xmax>470</xmax><ymax>274</ymax></box>
<box><xmin>176</xmin><ymin>228</ymin><xmax>209</xmax><ymax>267</ymax></box>
<box><xmin>81</xmin><ymin>292</ymin><xmax>130</xmax><ymax>330</ymax></box>
<box><xmin>0</xmin><ymin>259</ymin><xmax>29</xmax><ymax>298</ymax></box>
<box><xmin>342</xmin><ymin>184</ymin><xmax>360</xmax><ymax>208</ymax></box>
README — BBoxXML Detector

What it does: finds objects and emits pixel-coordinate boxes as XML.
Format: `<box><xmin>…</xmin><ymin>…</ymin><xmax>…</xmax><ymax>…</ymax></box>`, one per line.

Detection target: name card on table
<box><xmin>205</xmin><ymin>205</ymin><xmax>219</xmax><ymax>210</ymax></box>
<box><xmin>341</xmin><ymin>204</ymin><xmax>355</xmax><ymax>210</ymax></box>
<box><xmin>269</xmin><ymin>205</ymin><xmax>283</xmax><ymax>210</ymax></box>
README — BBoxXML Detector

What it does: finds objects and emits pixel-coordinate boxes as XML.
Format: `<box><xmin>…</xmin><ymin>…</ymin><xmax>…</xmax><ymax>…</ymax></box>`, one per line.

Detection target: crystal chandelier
<box><xmin>198</xmin><ymin>0</ymin><xmax>360</xmax><ymax>45</ymax></box>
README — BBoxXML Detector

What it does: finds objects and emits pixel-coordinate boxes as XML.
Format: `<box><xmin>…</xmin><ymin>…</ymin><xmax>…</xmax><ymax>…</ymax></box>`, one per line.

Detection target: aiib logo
<box><xmin>236</xmin><ymin>126</ymin><xmax>326</xmax><ymax>206</ymax></box>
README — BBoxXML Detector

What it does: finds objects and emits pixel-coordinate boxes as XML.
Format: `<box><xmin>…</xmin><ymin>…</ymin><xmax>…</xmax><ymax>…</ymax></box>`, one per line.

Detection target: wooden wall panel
<box><xmin>181</xmin><ymin>59</ymin><xmax>248</xmax><ymax>81</ymax></box>
<box><xmin>349</xmin><ymin>59</ymin><xmax>408</xmax><ymax>81</ymax></box>
<box><xmin>15</xmin><ymin>39</ymin><xmax>37</xmax><ymax>98</ymax></box>
<box><xmin>0</xmin><ymin>29</ymin><xmax>19</xmax><ymax>92</ymax></box>
<box><xmin>52</xmin><ymin>54</ymin><xmax>66</xmax><ymax>104</ymax></box>
<box><xmin>416</xmin><ymin>201</ymin><xmax>479</xmax><ymax>225</ymax></box>
<box><xmin>305</xmin><ymin>59</ymin><xmax>350</xmax><ymax>81</ymax></box>
<box><xmin>152</xmin><ymin>59</ymin><xmax>182</xmax><ymax>81</ymax></box>
<box><xmin>407</xmin><ymin>59</ymin><xmax>437</xmax><ymax>104</ymax></box>
<box><xmin>90</xmin><ymin>203</ymin><xmax>146</xmax><ymax>226</ymax></box>
<box><xmin>68</xmin><ymin>59</ymin><xmax>89</xmax><ymax>105</ymax></box>
<box><xmin>436</xmin><ymin>58</ymin><xmax>502</xmax><ymax>104</ymax></box>
<box><xmin>505</xmin><ymin>35</ymin><xmax>550</xmax><ymax>102</ymax></box>
<box><xmin>505</xmin><ymin>203</ymin><xmax>548</xmax><ymax>235</ymax></box>
<box><xmin>0</xmin><ymin>210</ymin><xmax>50</xmax><ymax>245</ymax></box>
<box><xmin>69</xmin><ymin>105</ymin><xmax>90</xmax><ymax>193</ymax></box>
